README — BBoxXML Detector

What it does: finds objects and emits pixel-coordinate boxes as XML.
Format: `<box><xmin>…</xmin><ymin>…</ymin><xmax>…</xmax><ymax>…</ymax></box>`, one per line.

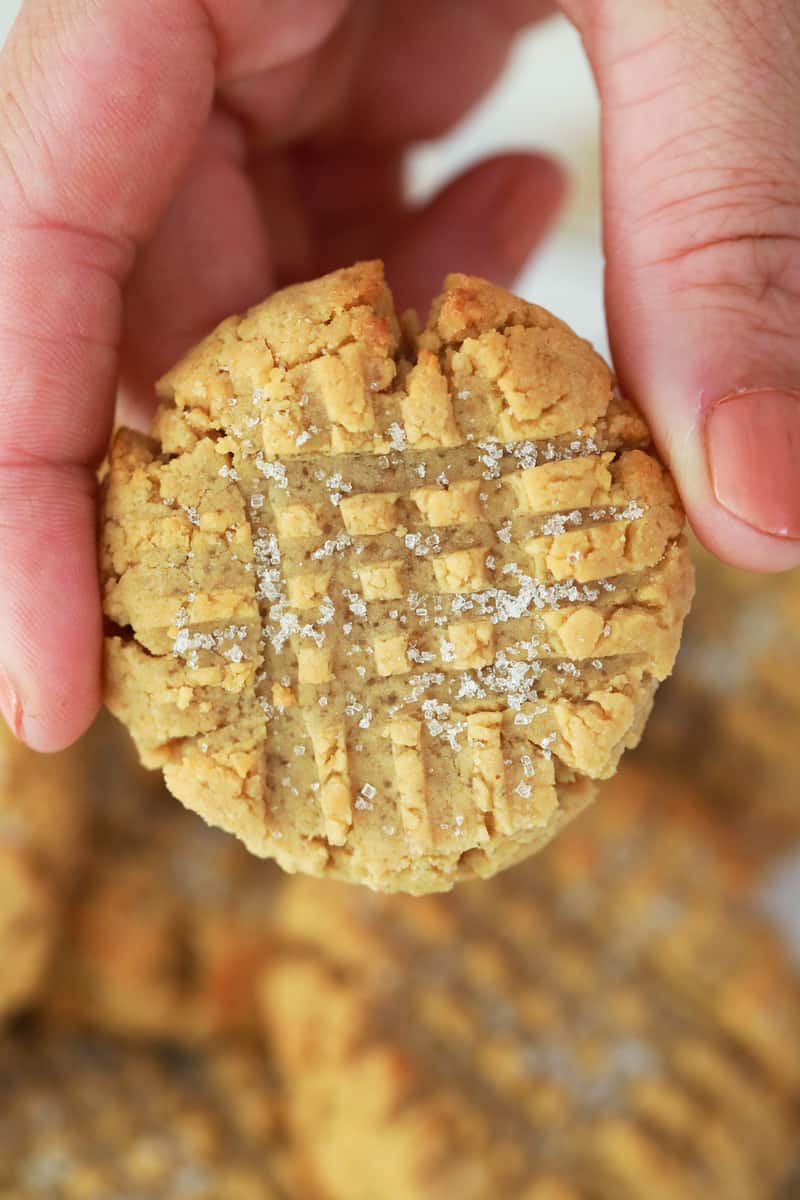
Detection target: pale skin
<box><xmin>0</xmin><ymin>0</ymin><xmax>798</xmax><ymax>751</ymax></box>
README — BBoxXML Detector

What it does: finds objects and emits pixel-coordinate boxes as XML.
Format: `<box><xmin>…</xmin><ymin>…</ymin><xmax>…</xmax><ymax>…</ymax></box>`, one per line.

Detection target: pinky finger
<box><xmin>383</xmin><ymin>152</ymin><xmax>565</xmax><ymax>314</ymax></box>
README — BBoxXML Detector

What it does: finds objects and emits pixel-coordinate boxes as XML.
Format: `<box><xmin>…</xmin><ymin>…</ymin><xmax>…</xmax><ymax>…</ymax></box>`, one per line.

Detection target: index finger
<box><xmin>0</xmin><ymin>0</ymin><xmax>346</xmax><ymax>749</ymax></box>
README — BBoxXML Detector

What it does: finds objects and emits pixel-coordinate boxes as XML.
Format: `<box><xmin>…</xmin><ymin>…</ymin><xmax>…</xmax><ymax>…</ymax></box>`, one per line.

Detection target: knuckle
<box><xmin>659</xmin><ymin>226</ymin><xmax>800</xmax><ymax>327</ymax></box>
<box><xmin>632</xmin><ymin>171</ymin><xmax>800</xmax><ymax>328</ymax></box>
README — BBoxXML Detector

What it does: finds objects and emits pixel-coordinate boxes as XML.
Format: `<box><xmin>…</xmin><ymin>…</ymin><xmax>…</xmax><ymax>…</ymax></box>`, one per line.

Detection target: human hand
<box><xmin>0</xmin><ymin>0</ymin><xmax>561</xmax><ymax>750</ymax></box>
<box><xmin>3</xmin><ymin>1</ymin><xmax>799</xmax><ymax>754</ymax></box>
<box><xmin>562</xmin><ymin>0</ymin><xmax>800</xmax><ymax>572</ymax></box>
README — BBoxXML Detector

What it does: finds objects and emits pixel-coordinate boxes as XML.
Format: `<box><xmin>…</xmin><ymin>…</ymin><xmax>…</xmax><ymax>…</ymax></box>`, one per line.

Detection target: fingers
<box><xmin>120</xmin><ymin>112</ymin><xmax>273</xmax><ymax>421</ymax></box>
<box><xmin>333</xmin><ymin>0</ymin><xmax>555</xmax><ymax>144</ymax></box>
<box><xmin>221</xmin><ymin>0</ymin><xmax>555</xmax><ymax>149</ymax></box>
<box><xmin>0</xmin><ymin>466</ymin><xmax>100</xmax><ymax>750</ymax></box>
<box><xmin>208</xmin><ymin>0</ymin><xmax>351</xmax><ymax>79</ymax></box>
<box><xmin>564</xmin><ymin>0</ymin><xmax>800</xmax><ymax>570</ymax></box>
<box><xmin>259</xmin><ymin>145</ymin><xmax>403</xmax><ymax>288</ymax></box>
<box><xmin>0</xmin><ymin>0</ymin><xmax>348</xmax><ymax>748</ymax></box>
<box><xmin>382</xmin><ymin>153</ymin><xmax>565</xmax><ymax>315</ymax></box>
<box><xmin>284</xmin><ymin>151</ymin><xmax>564</xmax><ymax>315</ymax></box>
<box><xmin>0</xmin><ymin>1</ymin><xmax>217</xmax><ymax>749</ymax></box>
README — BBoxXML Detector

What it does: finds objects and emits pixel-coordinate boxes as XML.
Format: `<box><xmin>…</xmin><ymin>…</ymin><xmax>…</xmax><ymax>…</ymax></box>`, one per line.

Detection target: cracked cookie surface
<box><xmin>260</xmin><ymin>764</ymin><xmax>800</xmax><ymax>1200</ymax></box>
<box><xmin>102</xmin><ymin>263</ymin><xmax>693</xmax><ymax>893</ymax></box>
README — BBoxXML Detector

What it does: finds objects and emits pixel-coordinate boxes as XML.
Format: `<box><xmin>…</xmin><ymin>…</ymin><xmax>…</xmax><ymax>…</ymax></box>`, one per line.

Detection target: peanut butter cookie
<box><xmin>0</xmin><ymin>1033</ymin><xmax>294</xmax><ymax>1199</ymax></box>
<box><xmin>0</xmin><ymin>723</ymin><xmax>84</xmax><ymax>1021</ymax></box>
<box><xmin>260</xmin><ymin>763</ymin><xmax>800</xmax><ymax>1200</ymax></box>
<box><xmin>48</xmin><ymin>715</ymin><xmax>282</xmax><ymax>1041</ymax></box>
<box><xmin>102</xmin><ymin>263</ymin><xmax>693</xmax><ymax>893</ymax></box>
<box><xmin>643</xmin><ymin>541</ymin><xmax>800</xmax><ymax>858</ymax></box>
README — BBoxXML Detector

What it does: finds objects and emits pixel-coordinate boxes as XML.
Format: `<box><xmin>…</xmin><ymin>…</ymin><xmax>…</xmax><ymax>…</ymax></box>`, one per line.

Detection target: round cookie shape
<box><xmin>102</xmin><ymin>262</ymin><xmax>693</xmax><ymax>893</ymax></box>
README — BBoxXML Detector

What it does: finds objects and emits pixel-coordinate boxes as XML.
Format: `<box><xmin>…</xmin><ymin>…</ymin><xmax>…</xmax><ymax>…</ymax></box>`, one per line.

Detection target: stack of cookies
<box><xmin>0</xmin><ymin>1033</ymin><xmax>293</xmax><ymax>1199</ymax></box>
<box><xmin>262</xmin><ymin>769</ymin><xmax>800</xmax><ymax>1200</ymax></box>
<box><xmin>0</xmin><ymin>265</ymin><xmax>798</xmax><ymax>1198</ymax></box>
<box><xmin>2</xmin><ymin>727</ymin><xmax>799</xmax><ymax>1198</ymax></box>
<box><xmin>642</xmin><ymin>541</ymin><xmax>800</xmax><ymax>858</ymax></box>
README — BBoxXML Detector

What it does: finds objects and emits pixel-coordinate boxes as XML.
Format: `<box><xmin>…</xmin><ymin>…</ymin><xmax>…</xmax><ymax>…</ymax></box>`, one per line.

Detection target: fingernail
<box><xmin>706</xmin><ymin>388</ymin><xmax>800</xmax><ymax>539</ymax></box>
<box><xmin>0</xmin><ymin>669</ymin><xmax>23</xmax><ymax>739</ymax></box>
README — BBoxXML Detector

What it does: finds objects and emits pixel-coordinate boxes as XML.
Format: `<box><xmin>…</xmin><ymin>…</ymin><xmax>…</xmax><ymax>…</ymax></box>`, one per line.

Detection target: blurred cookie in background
<box><xmin>0</xmin><ymin>723</ymin><xmax>85</xmax><ymax>1023</ymax></box>
<box><xmin>641</xmin><ymin>542</ymin><xmax>800</xmax><ymax>860</ymax></box>
<box><xmin>260</xmin><ymin>762</ymin><xmax>800</xmax><ymax>1200</ymax></box>
<box><xmin>0</xmin><ymin>1031</ymin><xmax>296</xmax><ymax>1199</ymax></box>
<box><xmin>46</xmin><ymin>715</ymin><xmax>283</xmax><ymax>1042</ymax></box>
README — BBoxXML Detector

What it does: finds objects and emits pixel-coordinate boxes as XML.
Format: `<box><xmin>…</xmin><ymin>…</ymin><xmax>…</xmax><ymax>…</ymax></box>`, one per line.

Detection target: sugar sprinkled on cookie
<box><xmin>101</xmin><ymin>263</ymin><xmax>693</xmax><ymax>893</ymax></box>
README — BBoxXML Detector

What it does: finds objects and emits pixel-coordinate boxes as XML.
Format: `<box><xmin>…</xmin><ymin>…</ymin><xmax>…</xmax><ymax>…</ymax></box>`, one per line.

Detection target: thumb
<box><xmin>564</xmin><ymin>0</ymin><xmax>800</xmax><ymax>571</ymax></box>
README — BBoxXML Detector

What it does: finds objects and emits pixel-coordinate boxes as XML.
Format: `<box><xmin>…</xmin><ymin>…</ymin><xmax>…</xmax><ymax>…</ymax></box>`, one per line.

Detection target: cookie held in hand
<box><xmin>102</xmin><ymin>263</ymin><xmax>693</xmax><ymax>893</ymax></box>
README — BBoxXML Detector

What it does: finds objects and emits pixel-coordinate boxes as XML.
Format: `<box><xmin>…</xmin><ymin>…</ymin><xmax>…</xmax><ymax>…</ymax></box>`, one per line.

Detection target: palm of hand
<box><xmin>119</xmin><ymin>0</ymin><xmax>558</xmax><ymax>413</ymax></box>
